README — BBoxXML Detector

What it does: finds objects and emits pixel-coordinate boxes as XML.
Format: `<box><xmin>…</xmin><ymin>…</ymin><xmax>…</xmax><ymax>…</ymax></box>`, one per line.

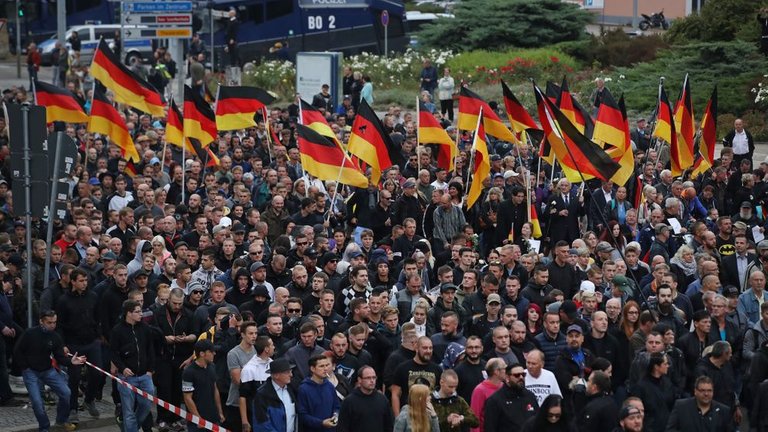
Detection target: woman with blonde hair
<box><xmin>393</xmin><ymin>384</ymin><xmax>440</xmax><ymax>432</ymax></box>
<box><xmin>150</xmin><ymin>235</ymin><xmax>171</xmax><ymax>267</ymax></box>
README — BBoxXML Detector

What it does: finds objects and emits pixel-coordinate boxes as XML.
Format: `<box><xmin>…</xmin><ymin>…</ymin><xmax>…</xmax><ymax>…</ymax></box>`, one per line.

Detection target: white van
<box><xmin>39</xmin><ymin>24</ymin><xmax>153</xmax><ymax>66</ymax></box>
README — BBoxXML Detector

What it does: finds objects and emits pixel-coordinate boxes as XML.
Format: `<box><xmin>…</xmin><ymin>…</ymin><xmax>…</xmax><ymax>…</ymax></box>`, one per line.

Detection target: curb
<box><xmin>7</xmin><ymin>415</ymin><xmax>117</xmax><ymax>432</ymax></box>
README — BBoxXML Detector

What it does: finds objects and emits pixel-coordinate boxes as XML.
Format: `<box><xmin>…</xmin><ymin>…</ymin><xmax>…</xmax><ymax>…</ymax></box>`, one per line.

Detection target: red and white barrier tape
<box><xmin>69</xmin><ymin>354</ymin><xmax>229</xmax><ymax>432</ymax></box>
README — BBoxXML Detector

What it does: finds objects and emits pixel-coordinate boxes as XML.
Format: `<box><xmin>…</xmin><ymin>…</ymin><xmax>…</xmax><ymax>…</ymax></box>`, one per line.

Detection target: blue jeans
<box><xmin>117</xmin><ymin>374</ymin><xmax>155</xmax><ymax>432</ymax></box>
<box><xmin>22</xmin><ymin>368</ymin><xmax>71</xmax><ymax>431</ymax></box>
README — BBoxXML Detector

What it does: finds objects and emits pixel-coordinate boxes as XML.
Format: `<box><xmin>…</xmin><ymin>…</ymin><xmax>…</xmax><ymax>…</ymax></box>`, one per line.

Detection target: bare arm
<box><xmin>390</xmin><ymin>384</ymin><xmax>402</xmax><ymax>417</ymax></box>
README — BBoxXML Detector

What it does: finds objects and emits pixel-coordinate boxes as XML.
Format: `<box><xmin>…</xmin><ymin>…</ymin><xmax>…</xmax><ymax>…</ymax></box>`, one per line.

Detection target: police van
<box><xmin>39</xmin><ymin>24</ymin><xmax>153</xmax><ymax>66</ymax></box>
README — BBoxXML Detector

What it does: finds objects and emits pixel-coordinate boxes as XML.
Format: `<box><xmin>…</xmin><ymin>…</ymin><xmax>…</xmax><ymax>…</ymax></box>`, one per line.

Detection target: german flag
<box><xmin>546</xmin><ymin>81</ymin><xmax>561</xmax><ymax>104</ymax></box>
<box><xmin>534</xmin><ymin>84</ymin><xmax>620</xmax><ymax>183</ymax></box>
<box><xmin>297</xmin><ymin>124</ymin><xmax>368</xmax><ymax>188</ymax></box>
<box><xmin>530</xmin><ymin>204</ymin><xmax>542</xmax><ymax>238</ymax></box>
<box><xmin>467</xmin><ymin>109</ymin><xmax>490</xmax><ymax>210</ymax></box>
<box><xmin>501</xmin><ymin>80</ymin><xmax>539</xmax><ymax>134</ymax></box>
<box><xmin>90</xmin><ymin>39</ymin><xmax>164</xmax><ymax>117</ymax></box>
<box><xmin>346</xmin><ymin>99</ymin><xmax>405</xmax><ymax>185</ymax></box>
<box><xmin>693</xmin><ymin>86</ymin><xmax>717</xmax><ymax>177</ymax></box>
<box><xmin>188</xmin><ymin>137</ymin><xmax>220</xmax><ymax>168</ymax></box>
<box><xmin>557</xmin><ymin>77</ymin><xmax>594</xmax><ymax>138</ymax></box>
<box><xmin>166</xmin><ymin>98</ymin><xmax>191</xmax><ymax>152</ymax></box>
<box><xmin>88</xmin><ymin>85</ymin><xmax>139</xmax><ymax>162</ymax></box>
<box><xmin>592</xmin><ymin>89</ymin><xmax>634</xmax><ymax>185</ymax></box>
<box><xmin>672</xmin><ymin>75</ymin><xmax>695</xmax><ymax>176</ymax></box>
<box><xmin>418</xmin><ymin>101</ymin><xmax>457</xmax><ymax>171</ymax></box>
<box><xmin>124</xmin><ymin>160</ymin><xmax>137</xmax><ymax>177</ymax></box>
<box><xmin>33</xmin><ymin>80</ymin><xmax>88</xmax><ymax>124</ymax></box>
<box><xmin>652</xmin><ymin>86</ymin><xmax>677</xmax><ymax>167</ymax></box>
<box><xmin>184</xmin><ymin>85</ymin><xmax>217</xmax><ymax>148</ymax></box>
<box><xmin>300</xmin><ymin>100</ymin><xmax>338</xmax><ymax>144</ymax></box>
<box><xmin>215</xmin><ymin>86</ymin><xmax>275</xmax><ymax>131</ymax></box>
<box><xmin>458</xmin><ymin>87</ymin><xmax>519</xmax><ymax>145</ymax></box>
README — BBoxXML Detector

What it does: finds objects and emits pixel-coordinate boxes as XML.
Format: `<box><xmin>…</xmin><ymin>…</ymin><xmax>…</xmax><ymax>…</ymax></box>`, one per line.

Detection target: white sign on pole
<box><xmin>296</xmin><ymin>52</ymin><xmax>343</xmax><ymax>106</ymax></box>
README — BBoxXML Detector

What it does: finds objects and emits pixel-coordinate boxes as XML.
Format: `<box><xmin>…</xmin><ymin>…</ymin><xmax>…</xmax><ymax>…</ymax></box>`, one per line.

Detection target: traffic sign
<box><xmin>381</xmin><ymin>10</ymin><xmax>389</xmax><ymax>27</ymax></box>
<box><xmin>125</xmin><ymin>27</ymin><xmax>192</xmax><ymax>39</ymax></box>
<box><xmin>124</xmin><ymin>2</ymin><xmax>192</xmax><ymax>13</ymax></box>
<box><xmin>123</xmin><ymin>13</ymin><xmax>192</xmax><ymax>25</ymax></box>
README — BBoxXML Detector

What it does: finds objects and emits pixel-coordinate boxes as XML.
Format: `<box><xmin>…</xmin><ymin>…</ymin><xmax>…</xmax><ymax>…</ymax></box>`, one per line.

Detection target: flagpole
<box><xmin>463</xmin><ymin>107</ymin><xmax>483</xmax><ymax>208</ymax></box>
<box><xmin>649</xmin><ymin>76</ymin><xmax>665</xmax><ymax>171</ymax></box>
<box><xmin>326</xmin><ymin>165</ymin><xmax>345</xmax><ymax>225</ymax></box>
<box><xmin>416</xmin><ymin>97</ymin><xmax>422</xmax><ymax>175</ymax></box>
<box><xmin>180</xmin><ymin>92</ymin><xmax>186</xmax><ymax>204</ymax></box>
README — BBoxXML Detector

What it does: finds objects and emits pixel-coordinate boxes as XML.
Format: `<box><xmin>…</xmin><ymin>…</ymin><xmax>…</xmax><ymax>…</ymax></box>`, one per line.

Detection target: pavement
<box><xmin>2</xmin><ymin>383</ymin><xmax>118</xmax><ymax>432</ymax></box>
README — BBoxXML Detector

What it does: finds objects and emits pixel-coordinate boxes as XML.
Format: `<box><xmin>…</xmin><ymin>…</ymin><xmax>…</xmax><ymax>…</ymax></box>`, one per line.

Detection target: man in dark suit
<box><xmin>630</xmin><ymin>118</ymin><xmax>651</xmax><ymax>152</ymax></box>
<box><xmin>720</xmin><ymin>234</ymin><xmax>756</xmax><ymax>291</ymax></box>
<box><xmin>546</xmin><ymin>178</ymin><xmax>584</xmax><ymax>245</ymax></box>
<box><xmin>589</xmin><ymin>180</ymin><xmax>614</xmax><ymax>232</ymax></box>
<box><xmin>495</xmin><ymin>186</ymin><xmax>527</xmax><ymax>249</ymax></box>
<box><xmin>722</xmin><ymin>118</ymin><xmax>754</xmax><ymax>168</ymax></box>
<box><xmin>666</xmin><ymin>375</ymin><xmax>732</xmax><ymax>432</ymax></box>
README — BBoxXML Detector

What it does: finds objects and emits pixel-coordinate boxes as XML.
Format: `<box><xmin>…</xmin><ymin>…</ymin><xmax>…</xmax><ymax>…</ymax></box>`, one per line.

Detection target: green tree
<box><xmin>666</xmin><ymin>0</ymin><xmax>768</xmax><ymax>44</ymax></box>
<box><xmin>417</xmin><ymin>0</ymin><xmax>593</xmax><ymax>52</ymax></box>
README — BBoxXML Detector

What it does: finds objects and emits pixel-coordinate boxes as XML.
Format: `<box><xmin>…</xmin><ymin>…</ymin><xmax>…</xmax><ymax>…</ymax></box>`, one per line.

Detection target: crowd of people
<box><xmin>2</xmin><ymin>44</ymin><xmax>768</xmax><ymax>432</ymax></box>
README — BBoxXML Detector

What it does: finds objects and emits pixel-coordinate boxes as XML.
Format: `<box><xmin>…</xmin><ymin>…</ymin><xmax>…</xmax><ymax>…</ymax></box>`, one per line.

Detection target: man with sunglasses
<box><xmin>483</xmin><ymin>363</ymin><xmax>538</xmax><ymax>432</ymax></box>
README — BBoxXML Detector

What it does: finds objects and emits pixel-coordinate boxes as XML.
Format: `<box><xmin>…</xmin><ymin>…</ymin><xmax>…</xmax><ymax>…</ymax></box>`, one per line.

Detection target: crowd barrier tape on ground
<box><xmin>70</xmin><ymin>354</ymin><xmax>230</xmax><ymax>432</ymax></box>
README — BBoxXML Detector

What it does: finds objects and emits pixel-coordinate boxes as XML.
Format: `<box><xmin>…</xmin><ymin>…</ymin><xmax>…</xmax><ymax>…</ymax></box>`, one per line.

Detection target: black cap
<box><xmin>253</xmin><ymin>284</ymin><xmax>269</xmax><ymax>298</ymax></box>
<box><xmin>319</xmin><ymin>252</ymin><xmax>339</xmax><ymax>266</ymax></box>
<box><xmin>723</xmin><ymin>285</ymin><xmax>740</xmax><ymax>298</ymax></box>
<box><xmin>440</xmin><ymin>283</ymin><xmax>458</xmax><ymax>293</ymax></box>
<box><xmin>559</xmin><ymin>300</ymin><xmax>577</xmax><ymax>317</ymax></box>
<box><xmin>8</xmin><ymin>254</ymin><xmax>23</xmax><ymax>267</ymax></box>
<box><xmin>134</xmin><ymin>269</ymin><xmax>150</xmax><ymax>278</ymax></box>
<box><xmin>619</xmin><ymin>406</ymin><xmax>642</xmax><ymax>420</ymax></box>
<box><xmin>267</xmin><ymin>358</ymin><xmax>294</xmax><ymax>374</ymax></box>
<box><xmin>305</xmin><ymin>248</ymin><xmax>318</xmax><ymax>258</ymax></box>
<box><xmin>250</xmin><ymin>261</ymin><xmax>265</xmax><ymax>272</ymax></box>
<box><xmin>232</xmin><ymin>222</ymin><xmax>246</xmax><ymax>233</ymax></box>
<box><xmin>174</xmin><ymin>241</ymin><xmax>189</xmax><ymax>250</ymax></box>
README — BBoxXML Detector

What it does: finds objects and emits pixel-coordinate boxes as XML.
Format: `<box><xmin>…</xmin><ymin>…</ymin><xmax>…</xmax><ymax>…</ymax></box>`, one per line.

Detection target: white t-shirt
<box><xmin>525</xmin><ymin>368</ymin><xmax>562</xmax><ymax>406</ymax></box>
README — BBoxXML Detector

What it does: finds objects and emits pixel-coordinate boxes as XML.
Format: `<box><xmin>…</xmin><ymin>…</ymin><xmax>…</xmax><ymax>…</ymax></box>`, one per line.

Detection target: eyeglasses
<box><xmin>250</xmin><ymin>251</ymin><xmax>263</xmax><ymax>255</ymax></box>
<box><xmin>296</xmin><ymin>242</ymin><xmax>308</xmax><ymax>246</ymax></box>
<box><xmin>287</xmin><ymin>308</ymin><xmax>302</xmax><ymax>313</ymax></box>
<box><xmin>191</xmin><ymin>291</ymin><xmax>203</xmax><ymax>295</ymax></box>
<box><xmin>510</xmin><ymin>372</ymin><xmax>527</xmax><ymax>378</ymax></box>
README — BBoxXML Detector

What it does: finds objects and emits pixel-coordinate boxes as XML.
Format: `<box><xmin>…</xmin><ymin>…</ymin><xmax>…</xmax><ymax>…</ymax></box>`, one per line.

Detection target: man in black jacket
<box><xmin>14</xmin><ymin>310</ymin><xmax>86</xmax><ymax>432</ymax></box>
<box><xmin>337</xmin><ymin>365</ymin><xmax>394</xmax><ymax>432</ymax></box>
<box><xmin>483</xmin><ymin>363</ymin><xmax>539</xmax><ymax>432</ymax></box>
<box><xmin>578</xmin><ymin>370</ymin><xmax>619</xmax><ymax>432</ymax></box>
<box><xmin>666</xmin><ymin>375</ymin><xmax>732</xmax><ymax>432</ymax></box>
<box><xmin>153</xmin><ymin>288</ymin><xmax>197</xmax><ymax>429</ymax></box>
<box><xmin>111</xmin><ymin>300</ymin><xmax>156</xmax><ymax>432</ymax></box>
<box><xmin>56</xmin><ymin>268</ymin><xmax>102</xmax><ymax>421</ymax></box>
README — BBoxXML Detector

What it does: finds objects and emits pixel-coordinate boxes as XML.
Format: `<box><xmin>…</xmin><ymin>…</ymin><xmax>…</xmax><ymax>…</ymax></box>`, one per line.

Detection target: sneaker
<box><xmin>54</xmin><ymin>423</ymin><xmax>77</xmax><ymax>432</ymax></box>
<box><xmin>8</xmin><ymin>375</ymin><xmax>27</xmax><ymax>395</ymax></box>
<box><xmin>84</xmin><ymin>400</ymin><xmax>99</xmax><ymax>417</ymax></box>
<box><xmin>69</xmin><ymin>410</ymin><xmax>80</xmax><ymax>424</ymax></box>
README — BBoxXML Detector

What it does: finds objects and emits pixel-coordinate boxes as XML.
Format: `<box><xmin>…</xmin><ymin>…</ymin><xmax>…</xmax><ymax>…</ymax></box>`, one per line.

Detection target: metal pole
<box><xmin>384</xmin><ymin>25</ymin><xmax>388</xmax><ymax>57</ymax></box>
<box><xmin>57</xmin><ymin>0</ymin><xmax>66</xmax><ymax>58</ymax></box>
<box><xmin>22</xmin><ymin>105</ymin><xmax>32</xmax><ymax>326</ymax></box>
<box><xmin>210</xmin><ymin>8</ymin><xmax>215</xmax><ymax>72</ymax></box>
<box><xmin>632</xmin><ymin>0</ymin><xmax>639</xmax><ymax>29</ymax></box>
<box><xmin>15</xmin><ymin>0</ymin><xmax>21</xmax><ymax>79</ymax></box>
<box><xmin>42</xmin><ymin>133</ymin><xmax>64</xmax><ymax>292</ymax></box>
<box><xmin>120</xmin><ymin>1</ymin><xmax>125</xmax><ymax>63</ymax></box>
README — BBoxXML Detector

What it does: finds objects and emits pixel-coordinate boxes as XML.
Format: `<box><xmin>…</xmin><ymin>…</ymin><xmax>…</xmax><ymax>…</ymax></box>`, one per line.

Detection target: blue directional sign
<box><xmin>125</xmin><ymin>2</ymin><xmax>193</xmax><ymax>13</ymax></box>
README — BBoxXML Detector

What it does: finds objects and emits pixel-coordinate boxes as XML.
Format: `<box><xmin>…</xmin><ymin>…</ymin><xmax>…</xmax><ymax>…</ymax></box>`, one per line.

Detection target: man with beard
<box><xmin>442</xmin><ymin>334</ymin><xmax>482</xmax><ymax>402</ymax></box>
<box><xmin>649</xmin><ymin>284</ymin><xmax>686</xmax><ymax>337</ymax></box>
<box><xmin>747</xmin><ymin>240</ymin><xmax>768</xmax><ymax>278</ymax></box>
<box><xmin>390</xmin><ymin>336</ymin><xmax>442</xmax><ymax>416</ymax></box>
<box><xmin>153</xmin><ymin>288</ymin><xmax>197</xmax><ymax>430</ymax></box>
<box><xmin>483</xmin><ymin>363</ymin><xmax>539</xmax><ymax>432</ymax></box>
<box><xmin>285</xmin><ymin>265</ymin><xmax>310</xmax><ymax>299</ymax></box>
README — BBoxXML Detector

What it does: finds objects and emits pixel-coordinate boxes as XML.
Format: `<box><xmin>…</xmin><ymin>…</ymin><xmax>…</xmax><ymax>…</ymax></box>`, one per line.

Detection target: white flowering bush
<box><xmin>242</xmin><ymin>60</ymin><xmax>296</xmax><ymax>101</ymax></box>
<box><xmin>752</xmin><ymin>74</ymin><xmax>768</xmax><ymax>106</ymax></box>
<box><xmin>242</xmin><ymin>49</ymin><xmax>454</xmax><ymax>101</ymax></box>
<box><xmin>345</xmin><ymin>48</ymin><xmax>454</xmax><ymax>89</ymax></box>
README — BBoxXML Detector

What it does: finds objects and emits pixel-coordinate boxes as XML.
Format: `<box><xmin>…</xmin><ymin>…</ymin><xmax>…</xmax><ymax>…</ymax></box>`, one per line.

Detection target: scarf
<box><xmin>670</xmin><ymin>256</ymin><xmax>697</xmax><ymax>277</ymax></box>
